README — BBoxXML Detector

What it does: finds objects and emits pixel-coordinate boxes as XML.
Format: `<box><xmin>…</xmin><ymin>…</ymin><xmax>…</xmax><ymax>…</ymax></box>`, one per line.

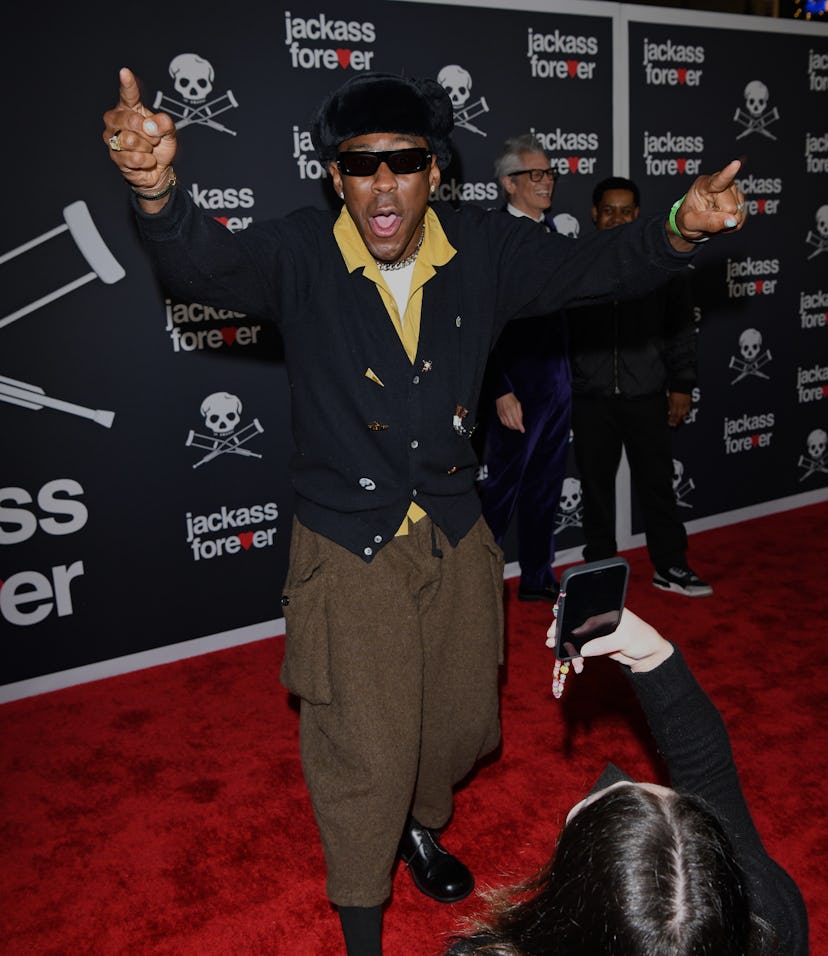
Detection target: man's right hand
<box><xmin>102</xmin><ymin>67</ymin><xmax>178</xmax><ymax>200</ymax></box>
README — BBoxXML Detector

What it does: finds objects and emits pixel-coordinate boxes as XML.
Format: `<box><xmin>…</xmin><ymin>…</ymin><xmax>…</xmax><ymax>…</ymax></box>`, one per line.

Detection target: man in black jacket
<box><xmin>103</xmin><ymin>72</ymin><xmax>742</xmax><ymax>953</ymax></box>
<box><xmin>569</xmin><ymin>177</ymin><xmax>712</xmax><ymax>597</ymax></box>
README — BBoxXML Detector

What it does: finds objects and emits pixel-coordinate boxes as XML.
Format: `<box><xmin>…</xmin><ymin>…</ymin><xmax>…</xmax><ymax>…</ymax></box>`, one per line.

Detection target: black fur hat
<box><xmin>311</xmin><ymin>72</ymin><xmax>454</xmax><ymax>169</ymax></box>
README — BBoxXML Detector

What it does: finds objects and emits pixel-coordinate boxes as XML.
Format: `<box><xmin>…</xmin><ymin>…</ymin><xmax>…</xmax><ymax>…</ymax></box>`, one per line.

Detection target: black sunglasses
<box><xmin>509</xmin><ymin>168</ymin><xmax>559</xmax><ymax>183</ymax></box>
<box><xmin>337</xmin><ymin>148</ymin><xmax>433</xmax><ymax>177</ymax></box>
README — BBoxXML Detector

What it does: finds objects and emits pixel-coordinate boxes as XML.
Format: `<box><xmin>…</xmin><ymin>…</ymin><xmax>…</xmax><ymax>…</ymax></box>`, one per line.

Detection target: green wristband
<box><xmin>668</xmin><ymin>194</ymin><xmax>708</xmax><ymax>244</ymax></box>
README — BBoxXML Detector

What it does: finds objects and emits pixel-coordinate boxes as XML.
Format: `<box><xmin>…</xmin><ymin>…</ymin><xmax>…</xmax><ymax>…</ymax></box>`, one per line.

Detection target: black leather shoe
<box><xmin>517</xmin><ymin>582</ymin><xmax>560</xmax><ymax>603</ymax></box>
<box><xmin>399</xmin><ymin>817</ymin><xmax>474</xmax><ymax>903</ymax></box>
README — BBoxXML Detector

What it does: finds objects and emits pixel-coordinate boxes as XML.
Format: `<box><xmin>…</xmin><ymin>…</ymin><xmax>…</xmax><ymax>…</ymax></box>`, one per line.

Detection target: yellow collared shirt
<box><xmin>333</xmin><ymin>205</ymin><xmax>456</xmax><ymax>534</ymax></box>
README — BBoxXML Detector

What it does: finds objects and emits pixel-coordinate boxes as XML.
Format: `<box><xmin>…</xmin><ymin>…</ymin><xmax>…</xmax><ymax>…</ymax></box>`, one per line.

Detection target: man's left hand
<box><xmin>667</xmin><ymin>159</ymin><xmax>746</xmax><ymax>250</ymax></box>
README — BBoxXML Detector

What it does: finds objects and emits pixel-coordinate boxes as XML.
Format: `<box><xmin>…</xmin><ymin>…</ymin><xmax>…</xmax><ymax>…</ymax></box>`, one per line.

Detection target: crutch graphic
<box><xmin>186</xmin><ymin>418</ymin><xmax>264</xmax><ymax>468</ymax></box>
<box><xmin>0</xmin><ymin>200</ymin><xmax>125</xmax><ymax>330</ymax></box>
<box><xmin>153</xmin><ymin>90</ymin><xmax>239</xmax><ymax>134</ymax></box>
<box><xmin>0</xmin><ymin>373</ymin><xmax>115</xmax><ymax>427</ymax></box>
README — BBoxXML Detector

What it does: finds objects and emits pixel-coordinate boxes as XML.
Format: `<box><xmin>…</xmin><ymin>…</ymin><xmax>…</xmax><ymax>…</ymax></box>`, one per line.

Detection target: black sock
<box><xmin>338</xmin><ymin>905</ymin><xmax>382</xmax><ymax>956</ymax></box>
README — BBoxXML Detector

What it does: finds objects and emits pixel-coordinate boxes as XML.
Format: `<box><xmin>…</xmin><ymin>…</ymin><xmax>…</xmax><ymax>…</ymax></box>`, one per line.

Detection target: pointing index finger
<box><xmin>707</xmin><ymin>158</ymin><xmax>742</xmax><ymax>195</ymax></box>
<box><xmin>118</xmin><ymin>67</ymin><xmax>142</xmax><ymax>109</ymax></box>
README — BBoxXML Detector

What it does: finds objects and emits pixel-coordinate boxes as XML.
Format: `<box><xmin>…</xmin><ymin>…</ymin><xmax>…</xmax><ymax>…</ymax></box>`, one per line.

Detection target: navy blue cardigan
<box><xmin>134</xmin><ymin>189</ymin><xmax>692</xmax><ymax>561</ymax></box>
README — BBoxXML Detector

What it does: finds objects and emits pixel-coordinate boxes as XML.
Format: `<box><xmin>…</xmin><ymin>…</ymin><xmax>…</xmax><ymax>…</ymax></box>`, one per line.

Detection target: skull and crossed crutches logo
<box><xmin>186</xmin><ymin>391</ymin><xmax>265</xmax><ymax>468</ymax></box>
<box><xmin>799</xmin><ymin>428</ymin><xmax>828</xmax><ymax>482</ymax></box>
<box><xmin>806</xmin><ymin>205</ymin><xmax>828</xmax><ymax>260</ymax></box>
<box><xmin>437</xmin><ymin>64</ymin><xmax>490</xmax><ymax>137</ymax></box>
<box><xmin>154</xmin><ymin>53</ymin><xmax>239</xmax><ymax>136</ymax></box>
<box><xmin>672</xmin><ymin>458</ymin><xmax>695</xmax><ymax>509</ymax></box>
<box><xmin>551</xmin><ymin>214</ymin><xmax>580</xmax><ymax>238</ymax></box>
<box><xmin>0</xmin><ymin>201</ymin><xmax>124</xmax><ymax>428</ymax></box>
<box><xmin>554</xmin><ymin>476</ymin><xmax>584</xmax><ymax>534</ymax></box>
<box><xmin>734</xmin><ymin>80</ymin><xmax>780</xmax><ymax>141</ymax></box>
<box><xmin>729</xmin><ymin>328</ymin><xmax>772</xmax><ymax>384</ymax></box>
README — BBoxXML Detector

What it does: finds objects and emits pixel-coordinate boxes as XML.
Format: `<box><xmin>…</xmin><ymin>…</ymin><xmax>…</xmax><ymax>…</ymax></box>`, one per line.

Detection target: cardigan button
<box><xmin>280</xmin><ymin>595</ymin><xmax>290</xmax><ymax>607</ymax></box>
<box><xmin>412</xmin><ymin>375</ymin><xmax>420</xmax><ymax>384</ymax></box>
<box><xmin>364</xmin><ymin>547</ymin><xmax>374</xmax><ymax>557</ymax></box>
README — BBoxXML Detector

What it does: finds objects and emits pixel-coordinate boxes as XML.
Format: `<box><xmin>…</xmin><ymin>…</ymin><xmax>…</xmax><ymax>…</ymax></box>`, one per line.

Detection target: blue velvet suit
<box><xmin>477</xmin><ymin>211</ymin><xmax>571</xmax><ymax>591</ymax></box>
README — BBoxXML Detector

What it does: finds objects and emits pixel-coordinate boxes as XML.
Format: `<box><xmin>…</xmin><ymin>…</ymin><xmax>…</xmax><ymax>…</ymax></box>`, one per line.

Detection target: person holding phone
<box><xmin>446</xmin><ymin>608</ymin><xmax>807</xmax><ymax>956</ymax></box>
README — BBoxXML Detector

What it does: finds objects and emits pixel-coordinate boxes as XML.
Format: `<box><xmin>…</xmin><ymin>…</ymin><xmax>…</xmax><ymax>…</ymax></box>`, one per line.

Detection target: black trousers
<box><xmin>571</xmin><ymin>392</ymin><xmax>687</xmax><ymax>570</ymax></box>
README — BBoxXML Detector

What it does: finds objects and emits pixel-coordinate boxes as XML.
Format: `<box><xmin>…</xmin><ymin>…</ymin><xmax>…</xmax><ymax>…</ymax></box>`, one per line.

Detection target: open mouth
<box><xmin>370</xmin><ymin>212</ymin><xmax>402</xmax><ymax>238</ymax></box>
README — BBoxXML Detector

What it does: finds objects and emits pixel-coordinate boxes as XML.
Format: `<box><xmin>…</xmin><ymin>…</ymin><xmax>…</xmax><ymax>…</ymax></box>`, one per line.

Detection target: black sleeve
<box><xmin>626</xmin><ymin>648</ymin><xmax>808</xmax><ymax>955</ymax></box>
<box><xmin>492</xmin><ymin>212</ymin><xmax>695</xmax><ymax>328</ymax></box>
<box><xmin>131</xmin><ymin>185</ymin><xmax>316</xmax><ymax>327</ymax></box>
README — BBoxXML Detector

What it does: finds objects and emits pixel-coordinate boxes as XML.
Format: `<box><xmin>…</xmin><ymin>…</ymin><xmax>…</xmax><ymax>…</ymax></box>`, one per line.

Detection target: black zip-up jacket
<box><xmin>133</xmin><ymin>188</ymin><xmax>693</xmax><ymax>561</ymax></box>
<box><xmin>568</xmin><ymin>271</ymin><xmax>697</xmax><ymax>399</ymax></box>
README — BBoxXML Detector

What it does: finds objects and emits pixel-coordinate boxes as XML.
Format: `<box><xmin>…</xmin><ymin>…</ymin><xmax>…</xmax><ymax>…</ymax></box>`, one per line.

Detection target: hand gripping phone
<box><xmin>554</xmin><ymin>557</ymin><xmax>630</xmax><ymax>660</ymax></box>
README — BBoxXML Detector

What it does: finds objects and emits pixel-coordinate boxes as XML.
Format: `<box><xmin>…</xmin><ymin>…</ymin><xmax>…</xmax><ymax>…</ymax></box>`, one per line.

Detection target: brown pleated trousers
<box><xmin>280</xmin><ymin>515</ymin><xmax>504</xmax><ymax>906</ymax></box>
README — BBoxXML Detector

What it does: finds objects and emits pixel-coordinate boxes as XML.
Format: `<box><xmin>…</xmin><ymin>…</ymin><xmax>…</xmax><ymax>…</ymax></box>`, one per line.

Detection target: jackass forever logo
<box><xmin>283</xmin><ymin>10</ymin><xmax>376</xmax><ymax>71</ymax></box>
<box><xmin>641</xmin><ymin>36</ymin><xmax>705</xmax><ymax>87</ymax></box>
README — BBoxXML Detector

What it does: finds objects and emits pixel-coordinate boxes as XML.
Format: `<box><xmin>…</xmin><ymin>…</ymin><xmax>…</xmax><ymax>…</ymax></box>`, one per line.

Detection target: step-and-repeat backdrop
<box><xmin>2</xmin><ymin>0</ymin><xmax>827</xmax><ymax>697</ymax></box>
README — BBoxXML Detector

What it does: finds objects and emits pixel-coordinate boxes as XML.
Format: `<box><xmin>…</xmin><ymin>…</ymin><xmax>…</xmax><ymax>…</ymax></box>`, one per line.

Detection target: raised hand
<box><xmin>546</xmin><ymin>607</ymin><xmax>674</xmax><ymax>674</ymax></box>
<box><xmin>102</xmin><ymin>67</ymin><xmax>178</xmax><ymax>199</ymax></box>
<box><xmin>667</xmin><ymin>158</ymin><xmax>746</xmax><ymax>248</ymax></box>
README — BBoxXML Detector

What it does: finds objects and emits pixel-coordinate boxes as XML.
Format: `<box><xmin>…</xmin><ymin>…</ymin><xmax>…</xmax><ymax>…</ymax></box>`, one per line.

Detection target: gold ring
<box><xmin>109</xmin><ymin>131</ymin><xmax>122</xmax><ymax>151</ymax></box>
<box><xmin>737</xmin><ymin>202</ymin><xmax>745</xmax><ymax>211</ymax></box>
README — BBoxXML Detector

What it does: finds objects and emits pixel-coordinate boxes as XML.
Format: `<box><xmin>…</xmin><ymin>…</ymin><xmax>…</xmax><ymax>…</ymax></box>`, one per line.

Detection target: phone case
<box><xmin>554</xmin><ymin>556</ymin><xmax>630</xmax><ymax>660</ymax></box>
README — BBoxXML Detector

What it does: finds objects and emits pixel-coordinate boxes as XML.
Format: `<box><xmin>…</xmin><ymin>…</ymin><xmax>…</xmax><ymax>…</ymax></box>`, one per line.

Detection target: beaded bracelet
<box><xmin>131</xmin><ymin>169</ymin><xmax>177</xmax><ymax>202</ymax></box>
<box><xmin>668</xmin><ymin>194</ymin><xmax>709</xmax><ymax>244</ymax></box>
<box><xmin>552</xmin><ymin>658</ymin><xmax>570</xmax><ymax>699</ymax></box>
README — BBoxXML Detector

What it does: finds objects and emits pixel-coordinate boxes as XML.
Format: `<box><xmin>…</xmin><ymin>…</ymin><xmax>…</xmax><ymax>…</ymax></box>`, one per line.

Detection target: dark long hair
<box><xmin>450</xmin><ymin>785</ymin><xmax>777</xmax><ymax>956</ymax></box>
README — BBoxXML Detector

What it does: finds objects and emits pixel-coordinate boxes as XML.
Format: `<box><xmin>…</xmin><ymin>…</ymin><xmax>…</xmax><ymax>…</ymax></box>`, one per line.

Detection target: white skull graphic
<box><xmin>559</xmin><ymin>476</ymin><xmax>582</xmax><ymax>513</ymax></box>
<box><xmin>201</xmin><ymin>391</ymin><xmax>241</xmax><ymax>436</ymax></box>
<box><xmin>170</xmin><ymin>53</ymin><xmax>215</xmax><ymax>104</ymax></box>
<box><xmin>744</xmin><ymin>80</ymin><xmax>769</xmax><ymax>117</ymax></box>
<box><xmin>816</xmin><ymin>205</ymin><xmax>828</xmax><ymax>239</ymax></box>
<box><xmin>672</xmin><ymin>459</ymin><xmax>685</xmax><ymax>491</ymax></box>
<box><xmin>552</xmin><ymin>213</ymin><xmax>580</xmax><ymax>238</ymax></box>
<box><xmin>739</xmin><ymin>328</ymin><xmax>763</xmax><ymax>361</ymax></box>
<box><xmin>437</xmin><ymin>64</ymin><xmax>472</xmax><ymax>108</ymax></box>
<box><xmin>807</xmin><ymin>428</ymin><xmax>827</xmax><ymax>461</ymax></box>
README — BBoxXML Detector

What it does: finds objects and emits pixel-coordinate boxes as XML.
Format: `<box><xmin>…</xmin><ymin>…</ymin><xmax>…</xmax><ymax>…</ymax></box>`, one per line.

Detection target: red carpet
<box><xmin>2</xmin><ymin>501</ymin><xmax>826</xmax><ymax>955</ymax></box>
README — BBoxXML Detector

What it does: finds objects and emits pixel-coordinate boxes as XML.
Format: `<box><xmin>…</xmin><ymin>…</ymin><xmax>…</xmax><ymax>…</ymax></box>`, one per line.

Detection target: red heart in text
<box><xmin>221</xmin><ymin>327</ymin><xmax>238</xmax><ymax>346</ymax></box>
<box><xmin>754</xmin><ymin>281</ymin><xmax>764</xmax><ymax>294</ymax></box>
<box><xmin>215</xmin><ymin>217</ymin><xmax>229</xmax><ymax>227</ymax></box>
<box><xmin>757</xmin><ymin>200</ymin><xmax>766</xmax><ymax>214</ymax></box>
<box><xmin>567</xmin><ymin>156</ymin><xmax>579</xmax><ymax>173</ymax></box>
<box><xmin>239</xmin><ymin>532</ymin><xmax>254</xmax><ymax>550</ymax></box>
<box><xmin>676</xmin><ymin>158</ymin><xmax>687</xmax><ymax>174</ymax></box>
<box><xmin>677</xmin><ymin>68</ymin><xmax>687</xmax><ymax>84</ymax></box>
<box><xmin>336</xmin><ymin>49</ymin><xmax>351</xmax><ymax>68</ymax></box>
<box><xmin>751</xmin><ymin>434</ymin><xmax>760</xmax><ymax>447</ymax></box>
<box><xmin>566</xmin><ymin>60</ymin><xmax>578</xmax><ymax>77</ymax></box>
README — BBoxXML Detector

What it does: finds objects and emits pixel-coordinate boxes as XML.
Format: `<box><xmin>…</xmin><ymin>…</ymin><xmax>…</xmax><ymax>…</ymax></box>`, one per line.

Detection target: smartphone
<box><xmin>554</xmin><ymin>557</ymin><xmax>629</xmax><ymax>660</ymax></box>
